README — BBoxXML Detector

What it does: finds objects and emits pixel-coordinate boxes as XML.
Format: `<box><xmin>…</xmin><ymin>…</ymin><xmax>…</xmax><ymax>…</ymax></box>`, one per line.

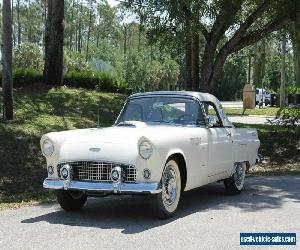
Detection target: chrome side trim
<box><xmin>43</xmin><ymin>178</ymin><xmax>161</xmax><ymax>194</ymax></box>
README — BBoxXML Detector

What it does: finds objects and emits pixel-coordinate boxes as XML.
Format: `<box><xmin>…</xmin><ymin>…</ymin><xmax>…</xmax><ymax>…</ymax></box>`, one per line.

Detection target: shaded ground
<box><xmin>0</xmin><ymin>87</ymin><xmax>126</xmax><ymax>207</ymax></box>
<box><xmin>235</xmin><ymin>124</ymin><xmax>300</xmax><ymax>175</ymax></box>
<box><xmin>0</xmin><ymin>88</ymin><xmax>299</xmax><ymax>208</ymax></box>
<box><xmin>0</xmin><ymin>176</ymin><xmax>299</xmax><ymax>250</ymax></box>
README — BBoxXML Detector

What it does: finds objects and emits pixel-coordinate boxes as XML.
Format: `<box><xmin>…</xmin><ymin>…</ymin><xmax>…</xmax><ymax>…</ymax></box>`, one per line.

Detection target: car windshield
<box><xmin>116</xmin><ymin>96</ymin><xmax>206</xmax><ymax>126</ymax></box>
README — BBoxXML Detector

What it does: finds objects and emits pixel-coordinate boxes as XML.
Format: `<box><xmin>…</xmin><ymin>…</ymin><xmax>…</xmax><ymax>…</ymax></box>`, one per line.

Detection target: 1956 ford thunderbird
<box><xmin>41</xmin><ymin>91</ymin><xmax>260</xmax><ymax>218</ymax></box>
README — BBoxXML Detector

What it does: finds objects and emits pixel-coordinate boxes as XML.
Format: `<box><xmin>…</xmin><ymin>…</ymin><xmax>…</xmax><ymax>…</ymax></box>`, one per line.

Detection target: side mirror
<box><xmin>207</xmin><ymin>115</ymin><xmax>218</xmax><ymax>128</ymax></box>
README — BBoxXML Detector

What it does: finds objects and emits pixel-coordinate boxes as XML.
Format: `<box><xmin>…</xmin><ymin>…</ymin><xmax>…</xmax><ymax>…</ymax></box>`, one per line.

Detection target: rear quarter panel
<box><xmin>231</xmin><ymin>128</ymin><xmax>260</xmax><ymax>166</ymax></box>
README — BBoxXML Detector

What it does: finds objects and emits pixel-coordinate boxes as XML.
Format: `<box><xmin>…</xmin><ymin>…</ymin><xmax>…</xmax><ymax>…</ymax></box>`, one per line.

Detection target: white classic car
<box><xmin>41</xmin><ymin>91</ymin><xmax>260</xmax><ymax>218</ymax></box>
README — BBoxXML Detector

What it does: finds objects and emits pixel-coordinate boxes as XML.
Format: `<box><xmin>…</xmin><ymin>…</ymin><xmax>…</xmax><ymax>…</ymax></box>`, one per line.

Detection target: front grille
<box><xmin>57</xmin><ymin>161</ymin><xmax>137</xmax><ymax>183</ymax></box>
<box><xmin>125</xmin><ymin>165</ymin><xmax>137</xmax><ymax>182</ymax></box>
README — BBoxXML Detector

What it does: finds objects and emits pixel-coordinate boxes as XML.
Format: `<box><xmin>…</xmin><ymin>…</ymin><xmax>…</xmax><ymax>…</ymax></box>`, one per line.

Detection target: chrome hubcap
<box><xmin>162</xmin><ymin>167</ymin><xmax>177</xmax><ymax>206</ymax></box>
<box><xmin>234</xmin><ymin>163</ymin><xmax>245</xmax><ymax>186</ymax></box>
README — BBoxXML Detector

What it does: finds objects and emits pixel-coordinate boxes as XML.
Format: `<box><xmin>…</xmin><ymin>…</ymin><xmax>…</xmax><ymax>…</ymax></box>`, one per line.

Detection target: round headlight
<box><xmin>61</xmin><ymin>168</ymin><xmax>69</xmax><ymax>179</ymax></box>
<box><xmin>42</xmin><ymin>139</ymin><xmax>54</xmax><ymax>157</ymax></box>
<box><xmin>111</xmin><ymin>166</ymin><xmax>122</xmax><ymax>182</ymax></box>
<box><xmin>139</xmin><ymin>141</ymin><xmax>153</xmax><ymax>159</ymax></box>
<box><xmin>60</xmin><ymin>164</ymin><xmax>72</xmax><ymax>179</ymax></box>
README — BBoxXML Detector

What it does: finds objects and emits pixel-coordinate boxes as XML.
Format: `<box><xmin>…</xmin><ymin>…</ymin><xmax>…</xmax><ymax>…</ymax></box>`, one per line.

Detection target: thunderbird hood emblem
<box><xmin>89</xmin><ymin>148</ymin><xmax>101</xmax><ymax>152</ymax></box>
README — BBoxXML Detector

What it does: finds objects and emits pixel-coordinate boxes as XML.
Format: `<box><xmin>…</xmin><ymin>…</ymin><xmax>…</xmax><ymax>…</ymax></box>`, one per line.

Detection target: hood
<box><xmin>48</xmin><ymin>121</ymin><xmax>189</xmax><ymax>146</ymax></box>
<box><xmin>43</xmin><ymin>121</ymin><xmax>187</xmax><ymax>163</ymax></box>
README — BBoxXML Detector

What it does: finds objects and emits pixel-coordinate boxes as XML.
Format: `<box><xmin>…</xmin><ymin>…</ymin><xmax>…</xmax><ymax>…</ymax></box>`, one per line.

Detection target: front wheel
<box><xmin>55</xmin><ymin>190</ymin><xmax>87</xmax><ymax>211</ymax></box>
<box><xmin>224</xmin><ymin>162</ymin><xmax>246</xmax><ymax>195</ymax></box>
<box><xmin>153</xmin><ymin>159</ymin><xmax>181</xmax><ymax>219</ymax></box>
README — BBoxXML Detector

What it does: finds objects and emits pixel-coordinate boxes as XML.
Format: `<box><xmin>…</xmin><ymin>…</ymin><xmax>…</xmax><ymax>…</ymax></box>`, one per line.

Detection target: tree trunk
<box><xmin>185</xmin><ymin>33</ymin><xmax>199</xmax><ymax>91</ymax></box>
<box><xmin>69</xmin><ymin>0</ymin><xmax>75</xmax><ymax>50</ymax></box>
<box><xmin>247</xmin><ymin>55</ymin><xmax>252</xmax><ymax>84</ymax></box>
<box><xmin>138</xmin><ymin>16</ymin><xmax>144</xmax><ymax>52</ymax></box>
<box><xmin>42</xmin><ymin>0</ymin><xmax>47</xmax><ymax>47</ymax></box>
<box><xmin>11</xmin><ymin>0</ymin><xmax>15</xmax><ymax>47</ymax></box>
<box><xmin>77</xmin><ymin>3</ymin><xmax>82</xmax><ymax>53</ymax></box>
<box><xmin>16</xmin><ymin>0</ymin><xmax>21</xmax><ymax>45</ymax></box>
<box><xmin>293</xmin><ymin>36</ymin><xmax>300</xmax><ymax>86</ymax></box>
<box><xmin>2</xmin><ymin>0</ymin><xmax>14</xmax><ymax>120</ymax></box>
<box><xmin>85</xmin><ymin>9</ymin><xmax>92</xmax><ymax>62</ymax></box>
<box><xmin>200</xmin><ymin>43</ymin><xmax>217</xmax><ymax>92</ymax></box>
<box><xmin>96</xmin><ymin>26</ymin><xmax>100</xmax><ymax>48</ymax></box>
<box><xmin>43</xmin><ymin>0</ymin><xmax>64</xmax><ymax>85</ymax></box>
<box><xmin>27</xmin><ymin>0</ymin><xmax>32</xmax><ymax>42</ymax></box>
<box><xmin>294</xmin><ymin>0</ymin><xmax>300</xmax><ymax>86</ymax></box>
<box><xmin>123</xmin><ymin>24</ymin><xmax>127</xmax><ymax>56</ymax></box>
<box><xmin>200</xmin><ymin>46</ymin><xmax>228</xmax><ymax>93</ymax></box>
<box><xmin>74</xmin><ymin>0</ymin><xmax>79</xmax><ymax>51</ymax></box>
<box><xmin>280</xmin><ymin>37</ymin><xmax>286</xmax><ymax>108</ymax></box>
<box><xmin>253</xmin><ymin>40</ymin><xmax>267</xmax><ymax>87</ymax></box>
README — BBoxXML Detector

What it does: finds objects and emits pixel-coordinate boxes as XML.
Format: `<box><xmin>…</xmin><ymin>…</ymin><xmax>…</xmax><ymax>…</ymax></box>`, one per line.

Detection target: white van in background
<box><xmin>256</xmin><ymin>88</ymin><xmax>271</xmax><ymax>106</ymax></box>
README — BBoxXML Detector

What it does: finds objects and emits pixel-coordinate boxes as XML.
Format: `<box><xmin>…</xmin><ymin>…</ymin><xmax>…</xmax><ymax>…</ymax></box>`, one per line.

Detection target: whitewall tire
<box><xmin>224</xmin><ymin>162</ymin><xmax>246</xmax><ymax>195</ymax></box>
<box><xmin>153</xmin><ymin>159</ymin><xmax>181</xmax><ymax>219</ymax></box>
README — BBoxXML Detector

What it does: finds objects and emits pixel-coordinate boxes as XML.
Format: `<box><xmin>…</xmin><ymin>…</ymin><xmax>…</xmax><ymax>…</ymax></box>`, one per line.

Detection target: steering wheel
<box><xmin>175</xmin><ymin>114</ymin><xmax>195</xmax><ymax>124</ymax></box>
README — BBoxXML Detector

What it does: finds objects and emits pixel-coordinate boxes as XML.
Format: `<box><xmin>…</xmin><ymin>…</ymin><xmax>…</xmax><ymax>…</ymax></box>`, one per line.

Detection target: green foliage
<box><xmin>13</xmin><ymin>43</ymin><xmax>43</xmax><ymax>69</ymax></box>
<box><xmin>287</xmin><ymin>86</ymin><xmax>300</xmax><ymax>94</ymax></box>
<box><xmin>64</xmin><ymin>49</ymin><xmax>90</xmax><ymax>73</ymax></box>
<box><xmin>211</xmin><ymin>55</ymin><xmax>247</xmax><ymax>101</ymax></box>
<box><xmin>278</xmin><ymin>107</ymin><xmax>300</xmax><ymax>121</ymax></box>
<box><xmin>11</xmin><ymin>68</ymin><xmax>43</xmax><ymax>87</ymax></box>
<box><xmin>1</xmin><ymin>67</ymin><xmax>129</xmax><ymax>93</ymax></box>
<box><xmin>124</xmin><ymin>51</ymin><xmax>147</xmax><ymax>92</ymax></box>
<box><xmin>145</xmin><ymin>60</ymin><xmax>164</xmax><ymax>91</ymax></box>
<box><xmin>253</xmin><ymin>40</ymin><xmax>267</xmax><ymax>87</ymax></box>
<box><xmin>63</xmin><ymin>70</ymin><xmax>128</xmax><ymax>93</ymax></box>
<box><xmin>8</xmin><ymin>0</ymin><xmax>299</xmax><ymax>100</ymax></box>
<box><xmin>162</xmin><ymin>58</ymin><xmax>180</xmax><ymax>90</ymax></box>
<box><xmin>125</xmin><ymin>56</ymin><xmax>180</xmax><ymax>92</ymax></box>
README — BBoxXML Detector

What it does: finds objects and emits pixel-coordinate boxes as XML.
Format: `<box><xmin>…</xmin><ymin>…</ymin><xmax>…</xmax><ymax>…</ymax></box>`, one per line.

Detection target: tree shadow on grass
<box><xmin>10</xmin><ymin>88</ymin><xmax>125</xmax><ymax>128</ymax></box>
<box><xmin>21</xmin><ymin>176</ymin><xmax>300</xmax><ymax>234</ymax></box>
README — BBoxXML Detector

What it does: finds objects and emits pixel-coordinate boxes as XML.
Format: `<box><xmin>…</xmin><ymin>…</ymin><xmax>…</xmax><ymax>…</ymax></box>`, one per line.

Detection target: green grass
<box><xmin>0</xmin><ymin>87</ymin><xmax>126</xmax><ymax>209</ymax></box>
<box><xmin>0</xmin><ymin>87</ymin><xmax>299</xmax><ymax>209</ymax></box>
<box><xmin>224</xmin><ymin>107</ymin><xmax>281</xmax><ymax>116</ymax></box>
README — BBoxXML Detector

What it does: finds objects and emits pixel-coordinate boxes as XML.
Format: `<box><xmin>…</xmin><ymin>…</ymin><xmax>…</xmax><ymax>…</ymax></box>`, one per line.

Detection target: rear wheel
<box><xmin>153</xmin><ymin>159</ymin><xmax>181</xmax><ymax>219</ymax></box>
<box><xmin>224</xmin><ymin>162</ymin><xmax>246</xmax><ymax>195</ymax></box>
<box><xmin>55</xmin><ymin>190</ymin><xmax>87</xmax><ymax>211</ymax></box>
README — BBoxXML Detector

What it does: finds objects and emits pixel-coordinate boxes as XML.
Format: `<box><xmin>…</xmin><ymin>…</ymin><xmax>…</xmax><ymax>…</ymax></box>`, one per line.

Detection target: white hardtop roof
<box><xmin>129</xmin><ymin>91</ymin><xmax>232</xmax><ymax>127</ymax></box>
<box><xmin>130</xmin><ymin>91</ymin><xmax>221</xmax><ymax>105</ymax></box>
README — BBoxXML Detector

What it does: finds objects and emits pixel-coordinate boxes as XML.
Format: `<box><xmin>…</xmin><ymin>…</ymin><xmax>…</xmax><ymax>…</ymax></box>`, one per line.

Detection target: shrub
<box><xmin>13</xmin><ymin>43</ymin><xmax>43</xmax><ymax>70</ymax></box>
<box><xmin>0</xmin><ymin>68</ymin><xmax>128</xmax><ymax>93</ymax></box>
<box><xmin>63</xmin><ymin>70</ymin><xmax>128</xmax><ymax>93</ymax></box>
<box><xmin>287</xmin><ymin>86</ymin><xmax>300</xmax><ymax>94</ymax></box>
<box><xmin>13</xmin><ymin>68</ymin><xmax>43</xmax><ymax>87</ymax></box>
<box><xmin>64</xmin><ymin>49</ymin><xmax>90</xmax><ymax>73</ymax></box>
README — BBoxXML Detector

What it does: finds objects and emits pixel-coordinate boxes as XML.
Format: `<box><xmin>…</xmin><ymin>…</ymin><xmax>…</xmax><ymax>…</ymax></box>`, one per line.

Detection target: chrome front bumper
<box><xmin>43</xmin><ymin>178</ymin><xmax>161</xmax><ymax>194</ymax></box>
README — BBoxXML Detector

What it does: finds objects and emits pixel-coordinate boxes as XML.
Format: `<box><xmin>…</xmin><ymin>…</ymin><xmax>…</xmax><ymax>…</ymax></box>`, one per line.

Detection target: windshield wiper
<box><xmin>148</xmin><ymin>120</ymin><xmax>174</xmax><ymax>124</ymax></box>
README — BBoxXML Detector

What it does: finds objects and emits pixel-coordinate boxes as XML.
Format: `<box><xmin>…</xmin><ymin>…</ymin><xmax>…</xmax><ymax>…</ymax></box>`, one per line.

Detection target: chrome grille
<box><xmin>57</xmin><ymin>161</ymin><xmax>136</xmax><ymax>183</ymax></box>
<box><xmin>125</xmin><ymin>165</ymin><xmax>137</xmax><ymax>182</ymax></box>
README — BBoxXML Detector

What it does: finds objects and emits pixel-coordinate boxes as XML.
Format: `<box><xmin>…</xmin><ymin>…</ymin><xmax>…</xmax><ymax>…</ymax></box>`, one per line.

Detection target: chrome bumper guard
<box><xmin>43</xmin><ymin>178</ymin><xmax>161</xmax><ymax>194</ymax></box>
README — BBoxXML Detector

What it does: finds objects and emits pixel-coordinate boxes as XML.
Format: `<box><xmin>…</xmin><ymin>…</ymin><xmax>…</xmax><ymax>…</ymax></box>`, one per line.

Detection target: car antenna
<box><xmin>96</xmin><ymin>82</ymin><xmax>101</xmax><ymax>128</ymax></box>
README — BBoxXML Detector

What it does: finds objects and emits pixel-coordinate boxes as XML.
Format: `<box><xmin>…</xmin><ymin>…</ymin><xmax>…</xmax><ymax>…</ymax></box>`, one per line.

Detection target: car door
<box><xmin>203</xmin><ymin>102</ymin><xmax>234</xmax><ymax>178</ymax></box>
